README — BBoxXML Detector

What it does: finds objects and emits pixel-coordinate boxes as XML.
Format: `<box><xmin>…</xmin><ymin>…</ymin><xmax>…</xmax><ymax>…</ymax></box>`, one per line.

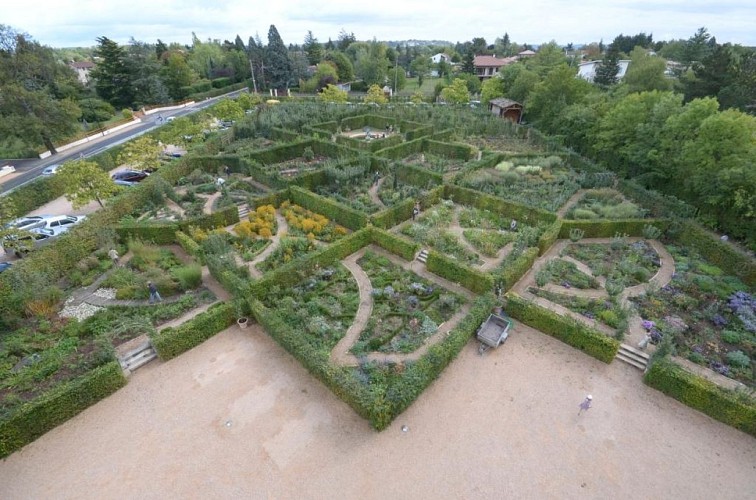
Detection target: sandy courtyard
<box><xmin>1</xmin><ymin>322</ymin><xmax>754</xmax><ymax>499</ymax></box>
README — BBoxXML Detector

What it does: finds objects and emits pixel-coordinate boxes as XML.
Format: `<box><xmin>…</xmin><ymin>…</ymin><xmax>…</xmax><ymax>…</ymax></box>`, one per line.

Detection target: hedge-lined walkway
<box><xmin>555</xmin><ymin>189</ymin><xmax>588</xmax><ymax>219</ymax></box>
<box><xmin>331</xmin><ymin>245</ymin><xmax>474</xmax><ymax>367</ymax></box>
<box><xmin>367</xmin><ymin>176</ymin><xmax>386</xmax><ymax>209</ymax></box>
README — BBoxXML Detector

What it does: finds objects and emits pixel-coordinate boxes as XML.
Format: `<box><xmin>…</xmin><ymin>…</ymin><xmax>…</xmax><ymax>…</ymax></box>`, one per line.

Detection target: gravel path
<box><xmin>1</xmin><ymin>323</ymin><xmax>753</xmax><ymax>499</ymax></box>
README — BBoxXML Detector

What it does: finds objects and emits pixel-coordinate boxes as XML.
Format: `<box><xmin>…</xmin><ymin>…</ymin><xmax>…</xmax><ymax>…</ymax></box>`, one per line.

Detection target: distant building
<box><xmin>517</xmin><ymin>49</ymin><xmax>536</xmax><ymax>58</ymax></box>
<box><xmin>69</xmin><ymin>61</ymin><xmax>95</xmax><ymax>85</ymax></box>
<box><xmin>473</xmin><ymin>55</ymin><xmax>517</xmax><ymax>80</ymax></box>
<box><xmin>577</xmin><ymin>60</ymin><xmax>631</xmax><ymax>82</ymax></box>
<box><xmin>488</xmin><ymin>98</ymin><xmax>523</xmax><ymax>123</ymax></box>
<box><xmin>431</xmin><ymin>53</ymin><xmax>451</xmax><ymax>64</ymax></box>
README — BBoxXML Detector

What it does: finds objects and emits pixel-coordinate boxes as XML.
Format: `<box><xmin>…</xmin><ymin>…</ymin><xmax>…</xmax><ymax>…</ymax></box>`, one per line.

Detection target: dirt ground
<box><xmin>1</xmin><ymin>322</ymin><xmax>754</xmax><ymax>499</ymax></box>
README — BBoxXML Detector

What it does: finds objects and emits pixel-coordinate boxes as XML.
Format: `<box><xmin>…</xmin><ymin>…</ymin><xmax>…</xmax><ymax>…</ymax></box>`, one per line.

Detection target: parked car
<box><xmin>42</xmin><ymin>164</ymin><xmax>61</xmax><ymax>176</ymax></box>
<box><xmin>0</xmin><ymin>262</ymin><xmax>12</xmax><ymax>273</ymax></box>
<box><xmin>6</xmin><ymin>228</ymin><xmax>57</xmax><ymax>257</ymax></box>
<box><xmin>43</xmin><ymin>215</ymin><xmax>86</xmax><ymax>231</ymax></box>
<box><xmin>113</xmin><ymin>179</ymin><xmax>137</xmax><ymax>187</ymax></box>
<box><xmin>112</xmin><ymin>170</ymin><xmax>149</xmax><ymax>183</ymax></box>
<box><xmin>4</xmin><ymin>216</ymin><xmax>50</xmax><ymax>232</ymax></box>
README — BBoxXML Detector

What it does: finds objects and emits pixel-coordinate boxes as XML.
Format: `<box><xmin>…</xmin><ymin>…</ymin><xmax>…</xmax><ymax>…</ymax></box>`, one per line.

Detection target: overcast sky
<box><xmin>5</xmin><ymin>0</ymin><xmax>755</xmax><ymax>49</ymax></box>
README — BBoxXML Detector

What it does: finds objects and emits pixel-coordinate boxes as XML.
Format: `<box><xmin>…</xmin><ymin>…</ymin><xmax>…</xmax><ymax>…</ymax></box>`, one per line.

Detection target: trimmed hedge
<box><xmin>375</xmin><ymin>138</ymin><xmax>424</xmax><ymax>160</ymax></box>
<box><xmin>397</xmin><ymin>164</ymin><xmax>444</xmax><ymax>188</ymax></box>
<box><xmin>289</xmin><ymin>186</ymin><xmax>368</xmax><ymax>231</ymax></box>
<box><xmin>423</xmin><ymin>139</ymin><xmax>473</xmax><ymax>160</ymax></box>
<box><xmin>445</xmin><ymin>185</ymin><xmax>557</xmax><ymax>226</ymax></box>
<box><xmin>504</xmin><ymin>292</ymin><xmax>620</xmax><ymax>363</ymax></box>
<box><xmin>115</xmin><ymin>205</ymin><xmax>239</xmax><ymax>244</ymax></box>
<box><xmin>369</xmin><ymin>184</ymin><xmax>445</xmax><ymax>229</ymax></box>
<box><xmin>249</xmin><ymin>294</ymin><xmax>497</xmax><ymax>430</ymax></box>
<box><xmin>672</xmin><ymin>221</ymin><xmax>756</xmax><ymax>287</ymax></box>
<box><xmin>335</xmin><ymin>133</ymin><xmax>404</xmax><ymax>152</ymax></box>
<box><xmin>175</xmin><ymin>230</ymin><xmax>202</xmax><ymax>260</ymax></box>
<box><xmin>0</xmin><ymin>362</ymin><xmax>127</xmax><ymax>459</ymax></box>
<box><xmin>250</xmin><ymin>188</ymin><xmax>289</xmax><ymax>209</ymax></box>
<box><xmin>644</xmin><ymin>359</ymin><xmax>756</xmax><ymax>437</ymax></box>
<box><xmin>537</xmin><ymin>220</ymin><xmax>562</xmax><ymax>256</ymax></box>
<box><xmin>151</xmin><ymin>302</ymin><xmax>237</xmax><ymax>360</ymax></box>
<box><xmin>404</xmin><ymin>125</ymin><xmax>434</xmax><ymax>141</ymax></box>
<box><xmin>498</xmin><ymin>247</ymin><xmax>540</xmax><ymax>291</ymax></box>
<box><xmin>270</xmin><ymin>127</ymin><xmax>301</xmax><ymax>142</ymax></box>
<box><xmin>426</xmin><ymin>251</ymin><xmax>494</xmax><ymax>294</ymax></box>
<box><xmin>369</xmin><ymin>227</ymin><xmax>420</xmax><ymax>261</ymax></box>
<box><xmin>558</xmin><ymin>219</ymin><xmax>668</xmax><ymax>239</ymax></box>
<box><xmin>617</xmin><ymin>179</ymin><xmax>697</xmax><ymax>219</ymax></box>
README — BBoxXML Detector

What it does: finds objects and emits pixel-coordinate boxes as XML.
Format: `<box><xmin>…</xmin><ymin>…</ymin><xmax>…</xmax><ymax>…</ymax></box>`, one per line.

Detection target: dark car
<box><xmin>112</xmin><ymin>170</ymin><xmax>149</xmax><ymax>183</ymax></box>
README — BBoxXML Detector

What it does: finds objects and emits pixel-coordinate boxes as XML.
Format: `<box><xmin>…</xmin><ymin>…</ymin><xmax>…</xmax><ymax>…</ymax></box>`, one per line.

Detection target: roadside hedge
<box><xmin>672</xmin><ymin>221</ymin><xmax>756</xmax><ymax>287</ymax></box>
<box><xmin>644</xmin><ymin>359</ymin><xmax>756</xmax><ymax>437</ymax></box>
<box><xmin>289</xmin><ymin>186</ymin><xmax>368</xmax><ymax>231</ymax></box>
<box><xmin>0</xmin><ymin>362</ymin><xmax>127</xmax><ymax>459</ymax></box>
<box><xmin>445</xmin><ymin>185</ymin><xmax>557</xmax><ymax>226</ymax></box>
<box><xmin>558</xmin><ymin>219</ymin><xmax>668</xmax><ymax>239</ymax></box>
<box><xmin>426</xmin><ymin>251</ymin><xmax>493</xmax><ymax>294</ymax></box>
<box><xmin>504</xmin><ymin>292</ymin><xmax>620</xmax><ymax>363</ymax></box>
<box><xmin>151</xmin><ymin>302</ymin><xmax>236</xmax><ymax>360</ymax></box>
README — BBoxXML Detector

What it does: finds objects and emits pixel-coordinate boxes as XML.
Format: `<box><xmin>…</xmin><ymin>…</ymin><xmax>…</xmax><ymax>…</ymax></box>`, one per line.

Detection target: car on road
<box><xmin>42</xmin><ymin>164</ymin><xmax>62</xmax><ymax>176</ymax></box>
<box><xmin>166</xmin><ymin>116</ymin><xmax>175</xmax><ymax>122</ymax></box>
<box><xmin>112</xmin><ymin>170</ymin><xmax>149</xmax><ymax>183</ymax></box>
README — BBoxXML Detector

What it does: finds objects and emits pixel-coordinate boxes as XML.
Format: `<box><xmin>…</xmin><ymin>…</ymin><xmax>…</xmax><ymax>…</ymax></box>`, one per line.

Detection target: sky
<box><xmin>4</xmin><ymin>0</ymin><xmax>756</xmax><ymax>49</ymax></box>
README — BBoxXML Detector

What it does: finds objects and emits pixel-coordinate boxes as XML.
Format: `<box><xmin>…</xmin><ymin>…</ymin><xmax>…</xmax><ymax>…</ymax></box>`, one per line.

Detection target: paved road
<box><xmin>0</xmin><ymin>88</ymin><xmax>247</xmax><ymax>194</ymax></box>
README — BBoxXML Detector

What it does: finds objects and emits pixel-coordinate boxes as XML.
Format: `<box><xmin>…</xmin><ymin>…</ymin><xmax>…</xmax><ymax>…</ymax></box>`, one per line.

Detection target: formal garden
<box><xmin>1</xmin><ymin>99</ymin><xmax>754</xmax><ymax>458</ymax></box>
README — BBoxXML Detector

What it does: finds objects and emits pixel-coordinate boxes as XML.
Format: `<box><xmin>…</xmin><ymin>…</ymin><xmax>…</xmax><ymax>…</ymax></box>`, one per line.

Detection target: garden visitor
<box><xmin>373</xmin><ymin>171</ymin><xmax>380</xmax><ymax>185</ymax></box>
<box><xmin>412</xmin><ymin>202</ymin><xmax>420</xmax><ymax>220</ymax></box>
<box><xmin>638</xmin><ymin>334</ymin><xmax>651</xmax><ymax>350</ymax></box>
<box><xmin>216</xmin><ymin>177</ymin><xmax>226</xmax><ymax>189</ymax></box>
<box><xmin>224</xmin><ymin>165</ymin><xmax>231</xmax><ymax>177</ymax></box>
<box><xmin>578</xmin><ymin>395</ymin><xmax>592</xmax><ymax>415</ymax></box>
<box><xmin>510</xmin><ymin>219</ymin><xmax>518</xmax><ymax>232</ymax></box>
<box><xmin>108</xmin><ymin>248</ymin><xmax>119</xmax><ymax>267</ymax></box>
<box><xmin>148</xmin><ymin>282</ymin><xmax>162</xmax><ymax>304</ymax></box>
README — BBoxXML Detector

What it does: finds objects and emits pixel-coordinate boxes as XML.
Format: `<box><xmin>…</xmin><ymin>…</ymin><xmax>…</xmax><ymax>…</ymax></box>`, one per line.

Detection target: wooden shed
<box><xmin>488</xmin><ymin>98</ymin><xmax>523</xmax><ymax>123</ymax></box>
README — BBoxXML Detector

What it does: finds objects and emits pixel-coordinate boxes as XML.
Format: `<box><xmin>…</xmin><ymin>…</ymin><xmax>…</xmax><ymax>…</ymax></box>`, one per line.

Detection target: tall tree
<box><xmin>324</xmin><ymin>51</ymin><xmax>354</xmax><ymax>82</ymax></box>
<box><xmin>125</xmin><ymin>38</ymin><xmax>169</xmax><ymax>106</ymax></box>
<box><xmin>337</xmin><ymin>30</ymin><xmax>356</xmax><ymax>51</ymax></box>
<box><xmin>234</xmin><ymin>35</ymin><xmax>246</xmax><ymax>53</ymax></box>
<box><xmin>354</xmin><ymin>40</ymin><xmax>389</xmax><ymax>87</ymax></box>
<box><xmin>593</xmin><ymin>44</ymin><xmax>620</xmax><ymax>87</ymax></box>
<box><xmin>266</xmin><ymin>25</ymin><xmax>292</xmax><ymax>89</ymax></box>
<box><xmin>0</xmin><ymin>25</ymin><xmax>82</xmax><ymax>155</ymax></box>
<box><xmin>155</xmin><ymin>39</ymin><xmax>168</xmax><ymax>60</ymax></box>
<box><xmin>91</xmin><ymin>36</ymin><xmax>134</xmax><ymax>108</ymax></box>
<box><xmin>248</xmin><ymin>35</ymin><xmax>266</xmax><ymax>89</ymax></box>
<box><xmin>461</xmin><ymin>51</ymin><xmax>475</xmax><ymax>74</ymax></box>
<box><xmin>303</xmin><ymin>31</ymin><xmax>323</xmax><ymax>65</ymax></box>
<box><xmin>622</xmin><ymin>47</ymin><xmax>671</xmax><ymax>93</ymax></box>
<box><xmin>58</xmin><ymin>159</ymin><xmax>120</xmax><ymax>208</ymax></box>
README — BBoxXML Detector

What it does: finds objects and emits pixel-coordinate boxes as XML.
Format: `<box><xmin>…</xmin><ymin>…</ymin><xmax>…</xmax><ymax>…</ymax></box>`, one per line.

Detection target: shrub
<box><xmin>644</xmin><ymin>359</ymin><xmax>756</xmax><ymax>436</ymax></box>
<box><xmin>642</xmin><ymin>223</ymin><xmax>663</xmax><ymax>240</ymax></box>
<box><xmin>151</xmin><ymin>303</ymin><xmax>236</xmax><ymax>360</ymax></box>
<box><xmin>721</xmin><ymin>330</ymin><xmax>742</xmax><ymax>344</ymax></box>
<box><xmin>171</xmin><ymin>264</ymin><xmax>202</xmax><ymax>290</ymax></box>
<box><xmin>726</xmin><ymin>350</ymin><xmax>751</xmax><ymax>368</ymax></box>
<box><xmin>569</xmin><ymin>228</ymin><xmax>585</xmax><ymax>242</ymax></box>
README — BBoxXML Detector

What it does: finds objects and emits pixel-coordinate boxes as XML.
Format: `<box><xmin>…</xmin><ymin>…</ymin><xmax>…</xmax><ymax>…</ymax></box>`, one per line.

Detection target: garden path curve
<box><xmin>203</xmin><ymin>192</ymin><xmax>221</xmax><ymax>214</ymax></box>
<box><xmin>245</xmin><ymin>211</ymin><xmax>289</xmax><ymax>278</ymax></box>
<box><xmin>331</xmin><ymin>245</ymin><xmax>475</xmax><ymax>367</ymax></box>
<box><xmin>367</xmin><ymin>177</ymin><xmax>386</xmax><ymax>209</ymax></box>
<box><xmin>555</xmin><ymin>189</ymin><xmax>588</xmax><ymax>219</ymax></box>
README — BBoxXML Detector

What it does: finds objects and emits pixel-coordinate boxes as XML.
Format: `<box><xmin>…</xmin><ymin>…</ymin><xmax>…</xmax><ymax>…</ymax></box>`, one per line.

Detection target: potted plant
<box><xmin>234</xmin><ymin>299</ymin><xmax>249</xmax><ymax>329</ymax></box>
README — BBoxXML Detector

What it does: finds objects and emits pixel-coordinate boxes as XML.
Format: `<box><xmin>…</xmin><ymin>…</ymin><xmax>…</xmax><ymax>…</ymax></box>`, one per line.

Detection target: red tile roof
<box><xmin>473</xmin><ymin>55</ymin><xmax>517</xmax><ymax>68</ymax></box>
<box><xmin>69</xmin><ymin>61</ymin><xmax>95</xmax><ymax>69</ymax></box>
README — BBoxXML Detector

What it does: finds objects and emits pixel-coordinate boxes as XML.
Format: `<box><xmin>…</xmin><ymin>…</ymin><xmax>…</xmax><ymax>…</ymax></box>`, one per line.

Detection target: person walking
<box><xmin>578</xmin><ymin>395</ymin><xmax>593</xmax><ymax>415</ymax></box>
<box><xmin>108</xmin><ymin>248</ymin><xmax>119</xmax><ymax>267</ymax></box>
<box><xmin>224</xmin><ymin>165</ymin><xmax>231</xmax><ymax>177</ymax></box>
<box><xmin>148</xmin><ymin>281</ymin><xmax>162</xmax><ymax>304</ymax></box>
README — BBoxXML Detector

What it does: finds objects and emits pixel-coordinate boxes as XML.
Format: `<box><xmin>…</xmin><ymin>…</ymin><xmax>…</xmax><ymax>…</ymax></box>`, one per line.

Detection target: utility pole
<box><xmin>249</xmin><ymin>58</ymin><xmax>258</xmax><ymax>94</ymax></box>
<box><xmin>394</xmin><ymin>56</ymin><xmax>399</xmax><ymax>100</ymax></box>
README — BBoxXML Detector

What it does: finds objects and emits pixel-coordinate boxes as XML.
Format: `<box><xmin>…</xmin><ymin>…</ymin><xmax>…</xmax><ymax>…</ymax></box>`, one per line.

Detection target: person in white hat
<box><xmin>578</xmin><ymin>395</ymin><xmax>593</xmax><ymax>415</ymax></box>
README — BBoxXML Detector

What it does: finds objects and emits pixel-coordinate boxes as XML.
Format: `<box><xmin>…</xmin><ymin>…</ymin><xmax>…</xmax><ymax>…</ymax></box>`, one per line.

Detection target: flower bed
<box><xmin>280</xmin><ymin>201</ymin><xmax>349</xmax><ymax>242</ymax></box>
<box><xmin>528</xmin><ymin>287</ymin><xmax>627</xmax><ymax>333</ymax></box>
<box><xmin>561</xmin><ymin>239</ymin><xmax>660</xmax><ymax>288</ymax></box>
<box><xmin>632</xmin><ymin>245</ymin><xmax>754</xmax><ymax>387</ymax></box>
<box><xmin>400</xmin><ymin>202</ymin><xmax>481</xmax><ymax>266</ymax></box>
<box><xmin>400</xmin><ymin>152</ymin><xmax>470</xmax><ymax>174</ymax></box>
<box><xmin>350</xmin><ymin>251</ymin><xmax>466</xmax><ymax>355</ymax></box>
<box><xmin>565</xmin><ymin>188</ymin><xmax>648</xmax><ymax>220</ymax></box>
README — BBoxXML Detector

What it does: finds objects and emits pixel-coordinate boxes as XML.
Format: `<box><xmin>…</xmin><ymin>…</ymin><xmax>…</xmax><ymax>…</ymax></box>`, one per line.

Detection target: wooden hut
<box><xmin>488</xmin><ymin>98</ymin><xmax>523</xmax><ymax>123</ymax></box>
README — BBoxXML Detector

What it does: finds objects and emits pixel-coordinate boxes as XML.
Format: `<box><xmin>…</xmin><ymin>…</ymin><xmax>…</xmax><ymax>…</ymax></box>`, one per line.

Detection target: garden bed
<box><xmin>565</xmin><ymin>189</ymin><xmax>648</xmax><ymax>220</ymax></box>
<box><xmin>561</xmin><ymin>239</ymin><xmax>661</xmax><ymax>289</ymax></box>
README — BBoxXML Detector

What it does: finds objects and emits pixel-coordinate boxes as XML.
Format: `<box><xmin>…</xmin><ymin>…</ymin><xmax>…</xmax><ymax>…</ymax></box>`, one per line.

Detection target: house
<box><xmin>488</xmin><ymin>98</ymin><xmax>523</xmax><ymax>123</ymax></box>
<box><xmin>517</xmin><ymin>49</ymin><xmax>536</xmax><ymax>58</ymax></box>
<box><xmin>577</xmin><ymin>60</ymin><xmax>631</xmax><ymax>82</ymax></box>
<box><xmin>69</xmin><ymin>61</ymin><xmax>95</xmax><ymax>85</ymax></box>
<box><xmin>473</xmin><ymin>55</ymin><xmax>517</xmax><ymax>80</ymax></box>
<box><xmin>431</xmin><ymin>53</ymin><xmax>451</xmax><ymax>64</ymax></box>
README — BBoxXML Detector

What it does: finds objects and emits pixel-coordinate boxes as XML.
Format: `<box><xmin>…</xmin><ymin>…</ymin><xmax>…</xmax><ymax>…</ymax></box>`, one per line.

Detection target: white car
<box><xmin>42</xmin><ymin>164</ymin><xmax>61</xmax><ymax>176</ymax></box>
<box><xmin>43</xmin><ymin>215</ymin><xmax>86</xmax><ymax>231</ymax></box>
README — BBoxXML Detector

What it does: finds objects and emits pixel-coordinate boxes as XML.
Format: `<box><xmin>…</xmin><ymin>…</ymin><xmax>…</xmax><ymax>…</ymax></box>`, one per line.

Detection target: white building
<box><xmin>577</xmin><ymin>60</ymin><xmax>631</xmax><ymax>82</ymax></box>
<box><xmin>431</xmin><ymin>53</ymin><xmax>451</xmax><ymax>64</ymax></box>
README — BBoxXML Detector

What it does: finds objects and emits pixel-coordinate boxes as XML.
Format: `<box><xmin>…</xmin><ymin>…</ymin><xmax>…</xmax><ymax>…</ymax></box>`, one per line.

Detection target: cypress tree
<box><xmin>266</xmin><ymin>25</ymin><xmax>292</xmax><ymax>89</ymax></box>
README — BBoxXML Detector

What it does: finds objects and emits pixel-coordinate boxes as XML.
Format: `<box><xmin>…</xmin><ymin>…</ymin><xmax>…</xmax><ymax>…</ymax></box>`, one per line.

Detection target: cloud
<box><xmin>4</xmin><ymin>0</ymin><xmax>755</xmax><ymax>47</ymax></box>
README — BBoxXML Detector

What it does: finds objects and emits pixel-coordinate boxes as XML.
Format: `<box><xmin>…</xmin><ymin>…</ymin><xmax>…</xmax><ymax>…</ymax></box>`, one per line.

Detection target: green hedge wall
<box><xmin>340</xmin><ymin>114</ymin><xmax>394</xmax><ymax>131</ymax></box>
<box><xmin>369</xmin><ymin>227</ymin><xmax>420</xmax><ymax>261</ymax></box>
<box><xmin>375</xmin><ymin>138</ymin><xmax>424</xmax><ymax>160</ymax></box>
<box><xmin>250</xmin><ymin>189</ymin><xmax>289</xmax><ymax>209</ymax></box>
<box><xmin>445</xmin><ymin>185</ymin><xmax>557</xmax><ymax>226</ymax></box>
<box><xmin>504</xmin><ymin>292</ymin><xmax>620</xmax><ymax>363</ymax></box>
<box><xmin>151</xmin><ymin>303</ymin><xmax>237</xmax><ymax>360</ymax></box>
<box><xmin>397</xmin><ymin>164</ymin><xmax>444</xmax><ymax>188</ymax></box>
<box><xmin>115</xmin><ymin>205</ymin><xmax>239</xmax><ymax>244</ymax></box>
<box><xmin>498</xmin><ymin>247</ymin><xmax>540</xmax><ymax>291</ymax></box>
<box><xmin>423</xmin><ymin>139</ymin><xmax>473</xmax><ymax>160</ymax></box>
<box><xmin>426</xmin><ymin>251</ymin><xmax>494</xmax><ymax>294</ymax></box>
<box><xmin>249</xmin><ymin>294</ymin><xmax>497</xmax><ymax>430</ymax></box>
<box><xmin>302</xmin><ymin>125</ymin><xmax>333</xmax><ymax>140</ymax></box>
<box><xmin>673</xmin><ymin>221</ymin><xmax>756</xmax><ymax>286</ymax></box>
<box><xmin>270</xmin><ymin>127</ymin><xmax>301</xmax><ymax>142</ymax></box>
<box><xmin>405</xmin><ymin>125</ymin><xmax>434</xmax><ymax>141</ymax></box>
<box><xmin>175</xmin><ymin>230</ymin><xmax>202</xmax><ymax>261</ymax></box>
<box><xmin>558</xmin><ymin>219</ymin><xmax>668</xmax><ymax>239</ymax></box>
<box><xmin>429</xmin><ymin>129</ymin><xmax>454</xmax><ymax>142</ymax></box>
<box><xmin>644</xmin><ymin>359</ymin><xmax>756</xmax><ymax>437</ymax></box>
<box><xmin>0</xmin><ymin>362</ymin><xmax>127</xmax><ymax>459</ymax></box>
<box><xmin>310</xmin><ymin>120</ymin><xmax>339</xmax><ymax>133</ymax></box>
<box><xmin>289</xmin><ymin>186</ymin><xmax>368</xmax><ymax>231</ymax></box>
<box><xmin>538</xmin><ymin>220</ymin><xmax>563</xmax><ymax>256</ymax></box>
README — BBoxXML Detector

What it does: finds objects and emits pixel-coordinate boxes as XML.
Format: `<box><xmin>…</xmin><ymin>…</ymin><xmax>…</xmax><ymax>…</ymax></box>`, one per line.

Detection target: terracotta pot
<box><xmin>237</xmin><ymin>317</ymin><xmax>249</xmax><ymax>329</ymax></box>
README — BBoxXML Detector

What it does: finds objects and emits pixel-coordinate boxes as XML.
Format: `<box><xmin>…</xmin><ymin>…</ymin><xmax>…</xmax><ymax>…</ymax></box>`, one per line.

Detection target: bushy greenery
<box><xmin>151</xmin><ymin>303</ymin><xmax>236</xmax><ymax>360</ymax></box>
<box><xmin>644</xmin><ymin>359</ymin><xmax>756</xmax><ymax>437</ymax></box>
